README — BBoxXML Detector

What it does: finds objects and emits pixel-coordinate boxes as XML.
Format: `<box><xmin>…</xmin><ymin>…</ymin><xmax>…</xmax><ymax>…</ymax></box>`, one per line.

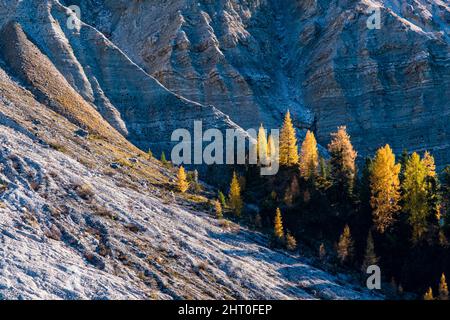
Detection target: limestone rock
<box><xmin>73</xmin><ymin>0</ymin><xmax>449</xmax><ymax>165</ymax></box>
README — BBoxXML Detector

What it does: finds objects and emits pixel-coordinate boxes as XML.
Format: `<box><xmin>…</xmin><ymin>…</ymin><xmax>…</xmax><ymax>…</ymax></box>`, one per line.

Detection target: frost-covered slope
<box><xmin>0</xmin><ymin>66</ymin><xmax>379</xmax><ymax>299</ymax></box>
<box><xmin>0</xmin><ymin>122</ymin><xmax>379</xmax><ymax>300</ymax></box>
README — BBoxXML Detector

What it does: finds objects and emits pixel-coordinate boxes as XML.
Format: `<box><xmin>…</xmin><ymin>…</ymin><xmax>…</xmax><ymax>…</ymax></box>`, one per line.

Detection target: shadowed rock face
<box><xmin>69</xmin><ymin>0</ymin><xmax>450</xmax><ymax>165</ymax></box>
<box><xmin>0</xmin><ymin>0</ymin><xmax>448</xmax><ymax>166</ymax></box>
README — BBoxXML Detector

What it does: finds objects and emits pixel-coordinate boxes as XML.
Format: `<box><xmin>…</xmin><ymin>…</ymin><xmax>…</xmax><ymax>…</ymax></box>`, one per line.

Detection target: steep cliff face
<box><xmin>73</xmin><ymin>0</ymin><xmax>450</xmax><ymax>165</ymax></box>
<box><xmin>66</xmin><ymin>0</ymin><xmax>315</xmax><ymax>131</ymax></box>
<box><xmin>0</xmin><ymin>0</ymin><xmax>245</xmax><ymax>158</ymax></box>
<box><xmin>287</xmin><ymin>0</ymin><xmax>450</xmax><ymax>164</ymax></box>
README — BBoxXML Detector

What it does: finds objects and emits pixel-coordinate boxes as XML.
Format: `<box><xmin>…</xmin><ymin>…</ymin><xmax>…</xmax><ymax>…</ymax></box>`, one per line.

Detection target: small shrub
<box><xmin>30</xmin><ymin>180</ymin><xmax>40</xmax><ymax>192</ymax></box>
<box><xmin>0</xmin><ymin>181</ymin><xmax>8</xmax><ymax>193</ymax></box>
<box><xmin>75</xmin><ymin>183</ymin><xmax>94</xmax><ymax>201</ymax></box>
<box><xmin>91</xmin><ymin>204</ymin><xmax>117</xmax><ymax>220</ymax></box>
<box><xmin>49</xmin><ymin>141</ymin><xmax>68</xmax><ymax>153</ymax></box>
<box><xmin>44</xmin><ymin>225</ymin><xmax>62</xmax><ymax>241</ymax></box>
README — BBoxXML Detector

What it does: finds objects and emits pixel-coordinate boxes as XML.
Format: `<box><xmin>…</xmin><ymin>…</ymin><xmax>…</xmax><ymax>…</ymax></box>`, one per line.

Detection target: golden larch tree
<box><xmin>328</xmin><ymin>126</ymin><xmax>357</xmax><ymax>196</ymax></box>
<box><xmin>177</xmin><ymin>166</ymin><xmax>189</xmax><ymax>193</ymax></box>
<box><xmin>424</xmin><ymin>287</ymin><xmax>434</xmax><ymax>300</ymax></box>
<box><xmin>279</xmin><ymin>110</ymin><xmax>299</xmax><ymax>166</ymax></box>
<box><xmin>299</xmin><ymin>130</ymin><xmax>319</xmax><ymax>180</ymax></box>
<box><xmin>214</xmin><ymin>200</ymin><xmax>223</xmax><ymax>220</ymax></box>
<box><xmin>286</xmin><ymin>230</ymin><xmax>297</xmax><ymax>251</ymax></box>
<box><xmin>423</xmin><ymin>151</ymin><xmax>441</xmax><ymax>225</ymax></box>
<box><xmin>274</xmin><ymin>208</ymin><xmax>284</xmax><ymax>240</ymax></box>
<box><xmin>267</xmin><ymin>134</ymin><xmax>274</xmax><ymax>159</ymax></box>
<box><xmin>257</xmin><ymin>124</ymin><xmax>269</xmax><ymax>165</ymax></box>
<box><xmin>423</xmin><ymin>151</ymin><xmax>436</xmax><ymax>178</ymax></box>
<box><xmin>267</xmin><ymin>134</ymin><xmax>279</xmax><ymax>164</ymax></box>
<box><xmin>337</xmin><ymin>224</ymin><xmax>353</xmax><ymax>264</ymax></box>
<box><xmin>370</xmin><ymin>144</ymin><xmax>401</xmax><ymax>233</ymax></box>
<box><xmin>228</xmin><ymin>171</ymin><xmax>243</xmax><ymax>217</ymax></box>
<box><xmin>439</xmin><ymin>273</ymin><xmax>449</xmax><ymax>300</ymax></box>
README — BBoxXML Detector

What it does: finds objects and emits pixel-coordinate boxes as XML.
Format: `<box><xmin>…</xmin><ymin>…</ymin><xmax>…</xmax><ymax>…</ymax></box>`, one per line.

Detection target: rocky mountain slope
<box><xmin>72</xmin><ymin>0</ymin><xmax>450</xmax><ymax>165</ymax></box>
<box><xmin>0</xmin><ymin>0</ymin><xmax>383</xmax><ymax>299</ymax></box>
<box><xmin>0</xmin><ymin>52</ymin><xmax>378</xmax><ymax>299</ymax></box>
<box><xmin>0</xmin><ymin>0</ymin><xmax>247</xmax><ymax>158</ymax></box>
<box><xmin>0</xmin><ymin>0</ymin><xmax>448</xmax><ymax>300</ymax></box>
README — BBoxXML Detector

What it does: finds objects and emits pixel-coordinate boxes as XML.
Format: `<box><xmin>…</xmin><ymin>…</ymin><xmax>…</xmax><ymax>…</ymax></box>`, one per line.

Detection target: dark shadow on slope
<box><xmin>208</xmin><ymin>228</ymin><xmax>299</xmax><ymax>266</ymax></box>
<box><xmin>208</xmin><ymin>227</ymin><xmax>378</xmax><ymax>299</ymax></box>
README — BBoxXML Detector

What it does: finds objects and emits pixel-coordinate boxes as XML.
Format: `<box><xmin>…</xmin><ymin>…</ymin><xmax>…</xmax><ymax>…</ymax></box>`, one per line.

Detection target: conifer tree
<box><xmin>424</xmin><ymin>287</ymin><xmax>434</xmax><ymax>300</ymax></box>
<box><xmin>279</xmin><ymin>110</ymin><xmax>299</xmax><ymax>166</ymax></box>
<box><xmin>337</xmin><ymin>224</ymin><xmax>353</xmax><ymax>264</ymax></box>
<box><xmin>398</xmin><ymin>149</ymin><xmax>409</xmax><ymax>182</ymax></box>
<box><xmin>423</xmin><ymin>152</ymin><xmax>441</xmax><ymax>223</ymax></box>
<box><xmin>190</xmin><ymin>169</ymin><xmax>201</xmax><ymax>193</ymax></box>
<box><xmin>218</xmin><ymin>191</ymin><xmax>226</xmax><ymax>208</ymax></box>
<box><xmin>214</xmin><ymin>200</ymin><xmax>223</xmax><ymax>220</ymax></box>
<box><xmin>299</xmin><ymin>130</ymin><xmax>319</xmax><ymax>181</ymax></box>
<box><xmin>319</xmin><ymin>243</ymin><xmax>326</xmax><ymax>261</ymax></box>
<box><xmin>239</xmin><ymin>176</ymin><xmax>247</xmax><ymax>192</ymax></box>
<box><xmin>358</xmin><ymin>157</ymin><xmax>374</xmax><ymax>213</ymax></box>
<box><xmin>362</xmin><ymin>231</ymin><xmax>379</xmax><ymax>271</ymax></box>
<box><xmin>284</xmin><ymin>188</ymin><xmax>294</xmax><ymax>207</ymax></box>
<box><xmin>423</xmin><ymin>151</ymin><xmax>436</xmax><ymax>177</ymax></box>
<box><xmin>284</xmin><ymin>176</ymin><xmax>300</xmax><ymax>207</ymax></box>
<box><xmin>328</xmin><ymin>126</ymin><xmax>357</xmax><ymax>197</ymax></box>
<box><xmin>267</xmin><ymin>134</ymin><xmax>276</xmax><ymax>160</ymax></box>
<box><xmin>257</xmin><ymin>124</ymin><xmax>269</xmax><ymax>165</ymax></box>
<box><xmin>403</xmin><ymin>152</ymin><xmax>429</xmax><ymax>242</ymax></box>
<box><xmin>229</xmin><ymin>171</ymin><xmax>243</xmax><ymax>217</ymax></box>
<box><xmin>274</xmin><ymin>208</ymin><xmax>284</xmax><ymax>240</ymax></box>
<box><xmin>161</xmin><ymin>151</ymin><xmax>167</xmax><ymax>165</ymax></box>
<box><xmin>439</xmin><ymin>273</ymin><xmax>449</xmax><ymax>300</ymax></box>
<box><xmin>370</xmin><ymin>144</ymin><xmax>401</xmax><ymax>233</ymax></box>
<box><xmin>286</xmin><ymin>230</ymin><xmax>297</xmax><ymax>251</ymax></box>
<box><xmin>177</xmin><ymin>166</ymin><xmax>189</xmax><ymax>193</ymax></box>
<box><xmin>319</xmin><ymin>157</ymin><xmax>329</xmax><ymax>179</ymax></box>
<box><xmin>316</xmin><ymin>157</ymin><xmax>331</xmax><ymax>189</ymax></box>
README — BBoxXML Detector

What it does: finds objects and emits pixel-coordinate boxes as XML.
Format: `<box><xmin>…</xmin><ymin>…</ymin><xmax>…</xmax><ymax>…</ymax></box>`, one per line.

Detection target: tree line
<box><xmin>176</xmin><ymin>110</ymin><xmax>450</xmax><ymax>299</ymax></box>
